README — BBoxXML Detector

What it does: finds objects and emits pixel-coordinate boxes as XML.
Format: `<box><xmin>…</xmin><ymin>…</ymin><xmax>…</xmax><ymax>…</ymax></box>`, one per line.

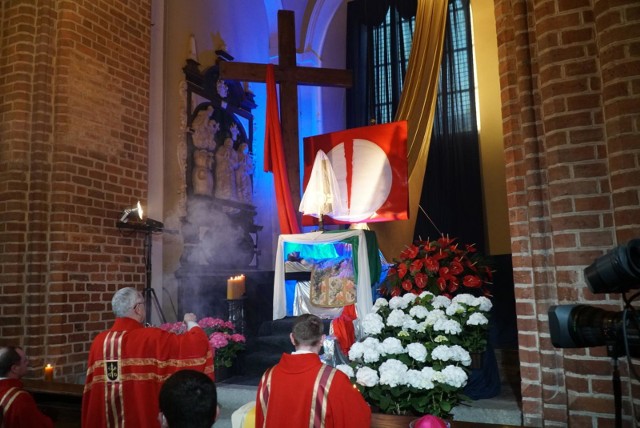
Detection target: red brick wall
<box><xmin>495</xmin><ymin>0</ymin><xmax>640</xmax><ymax>426</ymax></box>
<box><xmin>0</xmin><ymin>0</ymin><xmax>151</xmax><ymax>382</ymax></box>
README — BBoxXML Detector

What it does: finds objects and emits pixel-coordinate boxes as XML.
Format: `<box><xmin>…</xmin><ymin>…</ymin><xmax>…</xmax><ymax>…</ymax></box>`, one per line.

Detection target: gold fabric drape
<box><xmin>370</xmin><ymin>0</ymin><xmax>449</xmax><ymax>259</ymax></box>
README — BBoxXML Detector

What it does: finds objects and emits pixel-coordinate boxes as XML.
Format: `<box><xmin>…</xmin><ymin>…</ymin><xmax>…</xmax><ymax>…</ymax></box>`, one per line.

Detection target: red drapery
<box><xmin>264</xmin><ymin>64</ymin><xmax>301</xmax><ymax>235</ymax></box>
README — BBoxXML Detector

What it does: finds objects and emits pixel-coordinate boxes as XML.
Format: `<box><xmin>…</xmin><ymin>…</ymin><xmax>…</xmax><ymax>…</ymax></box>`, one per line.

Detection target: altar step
<box><xmin>235</xmin><ymin>316</ymin><xmax>331</xmax><ymax>379</ymax></box>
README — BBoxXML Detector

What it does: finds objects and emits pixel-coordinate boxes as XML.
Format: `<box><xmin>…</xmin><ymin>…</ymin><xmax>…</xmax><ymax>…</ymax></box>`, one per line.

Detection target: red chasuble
<box><xmin>256</xmin><ymin>353</ymin><xmax>370</xmax><ymax>428</ymax></box>
<box><xmin>82</xmin><ymin>317</ymin><xmax>213</xmax><ymax>428</ymax></box>
<box><xmin>0</xmin><ymin>378</ymin><xmax>54</xmax><ymax>428</ymax></box>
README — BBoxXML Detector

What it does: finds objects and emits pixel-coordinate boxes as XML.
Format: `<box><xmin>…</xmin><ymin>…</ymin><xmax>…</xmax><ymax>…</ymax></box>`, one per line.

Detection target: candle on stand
<box><xmin>226</xmin><ymin>274</ymin><xmax>245</xmax><ymax>299</ymax></box>
<box><xmin>43</xmin><ymin>364</ymin><xmax>54</xmax><ymax>382</ymax></box>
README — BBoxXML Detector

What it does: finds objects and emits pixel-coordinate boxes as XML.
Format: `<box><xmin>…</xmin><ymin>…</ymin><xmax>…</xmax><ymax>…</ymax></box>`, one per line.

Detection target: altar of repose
<box><xmin>273</xmin><ymin>229</ymin><xmax>381</xmax><ymax>320</ymax></box>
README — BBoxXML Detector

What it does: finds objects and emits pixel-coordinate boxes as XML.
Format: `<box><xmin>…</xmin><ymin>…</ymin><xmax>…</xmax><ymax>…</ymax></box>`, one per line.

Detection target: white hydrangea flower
<box><xmin>402</xmin><ymin>292</ymin><xmax>417</xmax><ymax>305</ymax></box>
<box><xmin>440</xmin><ymin>365</ymin><xmax>468</xmax><ymax>388</ymax></box>
<box><xmin>474</xmin><ymin>296</ymin><xmax>493</xmax><ymax>312</ymax></box>
<box><xmin>409</xmin><ymin>305</ymin><xmax>429</xmax><ymax>319</ymax></box>
<box><xmin>362</xmin><ymin>346</ymin><xmax>381</xmax><ymax>363</ymax></box>
<box><xmin>402</xmin><ymin>318</ymin><xmax>420</xmax><ymax>331</ymax></box>
<box><xmin>449</xmin><ymin>345</ymin><xmax>471</xmax><ymax>365</ymax></box>
<box><xmin>467</xmin><ymin>312</ymin><xmax>489</xmax><ymax>326</ymax></box>
<box><xmin>361</xmin><ymin>312</ymin><xmax>385</xmax><ymax>335</ymax></box>
<box><xmin>348</xmin><ymin>342</ymin><xmax>365</xmax><ymax>360</ymax></box>
<box><xmin>386</xmin><ymin>309</ymin><xmax>407</xmax><ymax>327</ymax></box>
<box><xmin>361</xmin><ymin>337</ymin><xmax>382</xmax><ymax>363</ymax></box>
<box><xmin>431</xmin><ymin>345</ymin><xmax>453</xmax><ymax>362</ymax></box>
<box><xmin>431</xmin><ymin>295</ymin><xmax>452</xmax><ymax>309</ymax></box>
<box><xmin>389</xmin><ymin>296</ymin><xmax>408</xmax><ymax>310</ymax></box>
<box><xmin>433</xmin><ymin>318</ymin><xmax>462</xmax><ymax>335</ymax></box>
<box><xmin>425</xmin><ymin>309</ymin><xmax>446</xmax><ymax>326</ymax></box>
<box><xmin>374</xmin><ymin>297</ymin><xmax>389</xmax><ymax>308</ymax></box>
<box><xmin>407</xmin><ymin>342</ymin><xmax>428</xmax><ymax>362</ymax></box>
<box><xmin>452</xmin><ymin>293</ymin><xmax>475</xmax><ymax>306</ymax></box>
<box><xmin>378</xmin><ymin>359</ymin><xmax>409</xmax><ymax>387</ymax></box>
<box><xmin>355</xmin><ymin>366</ymin><xmax>379</xmax><ymax>387</ymax></box>
<box><xmin>406</xmin><ymin>369</ymin><xmax>435</xmax><ymax>390</ymax></box>
<box><xmin>445</xmin><ymin>302</ymin><xmax>465</xmax><ymax>316</ymax></box>
<box><xmin>336</xmin><ymin>364</ymin><xmax>354</xmax><ymax>378</ymax></box>
<box><xmin>362</xmin><ymin>337</ymin><xmax>382</xmax><ymax>348</ymax></box>
<box><xmin>421</xmin><ymin>366</ymin><xmax>436</xmax><ymax>383</ymax></box>
<box><xmin>381</xmin><ymin>337</ymin><xmax>404</xmax><ymax>355</ymax></box>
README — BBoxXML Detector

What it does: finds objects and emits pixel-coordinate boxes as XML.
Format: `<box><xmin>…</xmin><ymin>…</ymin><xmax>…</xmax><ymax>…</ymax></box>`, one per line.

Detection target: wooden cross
<box><xmin>218</xmin><ymin>10</ymin><xmax>352</xmax><ymax>213</ymax></box>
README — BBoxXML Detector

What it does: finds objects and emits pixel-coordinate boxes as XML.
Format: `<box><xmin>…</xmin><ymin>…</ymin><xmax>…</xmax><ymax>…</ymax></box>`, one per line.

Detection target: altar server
<box><xmin>255</xmin><ymin>314</ymin><xmax>370</xmax><ymax>428</ymax></box>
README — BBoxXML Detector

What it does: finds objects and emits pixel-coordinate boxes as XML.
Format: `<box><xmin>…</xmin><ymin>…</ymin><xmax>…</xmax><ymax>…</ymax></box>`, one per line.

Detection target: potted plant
<box><xmin>337</xmin><ymin>292</ymin><xmax>492</xmax><ymax>421</ymax></box>
<box><xmin>160</xmin><ymin>317</ymin><xmax>246</xmax><ymax>376</ymax></box>
<box><xmin>380</xmin><ymin>236</ymin><xmax>493</xmax><ymax>298</ymax></box>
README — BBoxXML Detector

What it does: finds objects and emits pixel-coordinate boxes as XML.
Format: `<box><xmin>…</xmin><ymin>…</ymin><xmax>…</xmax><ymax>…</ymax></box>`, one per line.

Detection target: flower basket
<box><xmin>370</xmin><ymin>412</ymin><xmax>417</xmax><ymax>428</ymax></box>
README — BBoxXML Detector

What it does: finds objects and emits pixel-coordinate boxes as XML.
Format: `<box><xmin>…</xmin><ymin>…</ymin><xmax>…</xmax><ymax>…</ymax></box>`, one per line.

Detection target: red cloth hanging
<box><xmin>264</xmin><ymin>64</ymin><xmax>301</xmax><ymax>234</ymax></box>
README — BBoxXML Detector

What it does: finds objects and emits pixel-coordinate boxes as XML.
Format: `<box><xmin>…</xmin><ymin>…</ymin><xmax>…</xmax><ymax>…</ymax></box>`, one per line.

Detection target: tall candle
<box><xmin>237</xmin><ymin>274</ymin><xmax>245</xmax><ymax>297</ymax></box>
<box><xmin>227</xmin><ymin>275</ymin><xmax>245</xmax><ymax>299</ymax></box>
<box><xmin>44</xmin><ymin>364</ymin><xmax>54</xmax><ymax>382</ymax></box>
<box><xmin>226</xmin><ymin>277</ymin><xmax>234</xmax><ymax>299</ymax></box>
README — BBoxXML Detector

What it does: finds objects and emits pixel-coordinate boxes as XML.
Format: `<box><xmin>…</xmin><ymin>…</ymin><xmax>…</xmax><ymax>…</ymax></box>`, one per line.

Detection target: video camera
<box><xmin>548</xmin><ymin>239</ymin><xmax>640</xmax><ymax>358</ymax></box>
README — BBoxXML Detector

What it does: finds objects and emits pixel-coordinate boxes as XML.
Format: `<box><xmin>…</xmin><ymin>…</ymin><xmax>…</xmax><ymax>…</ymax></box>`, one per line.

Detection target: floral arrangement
<box><xmin>160</xmin><ymin>317</ymin><xmax>246</xmax><ymax>368</ymax></box>
<box><xmin>337</xmin><ymin>291</ymin><xmax>492</xmax><ymax>418</ymax></box>
<box><xmin>380</xmin><ymin>236</ymin><xmax>493</xmax><ymax>298</ymax></box>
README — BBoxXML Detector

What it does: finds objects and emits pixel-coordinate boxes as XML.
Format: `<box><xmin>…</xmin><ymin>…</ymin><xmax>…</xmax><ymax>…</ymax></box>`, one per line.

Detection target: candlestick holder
<box><xmin>226</xmin><ymin>297</ymin><xmax>246</xmax><ymax>337</ymax></box>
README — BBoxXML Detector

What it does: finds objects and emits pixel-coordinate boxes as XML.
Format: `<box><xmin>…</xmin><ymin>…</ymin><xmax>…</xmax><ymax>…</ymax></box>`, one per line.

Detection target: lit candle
<box><xmin>237</xmin><ymin>274</ymin><xmax>245</xmax><ymax>297</ymax></box>
<box><xmin>44</xmin><ymin>364</ymin><xmax>54</xmax><ymax>382</ymax></box>
<box><xmin>227</xmin><ymin>277</ymin><xmax>234</xmax><ymax>299</ymax></box>
<box><xmin>226</xmin><ymin>275</ymin><xmax>245</xmax><ymax>299</ymax></box>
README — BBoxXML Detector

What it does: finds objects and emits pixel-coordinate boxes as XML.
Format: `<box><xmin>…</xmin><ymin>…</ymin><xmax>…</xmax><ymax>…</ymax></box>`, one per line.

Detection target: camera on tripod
<box><xmin>548</xmin><ymin>239</ymin><xmax>640</xmax><ymax>358</ymax></box>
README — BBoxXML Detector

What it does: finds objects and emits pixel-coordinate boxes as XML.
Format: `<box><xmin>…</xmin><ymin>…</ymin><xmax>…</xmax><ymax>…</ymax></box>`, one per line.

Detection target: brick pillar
<box><xmin>0</xmin><ymin>0</ymin><xmax>152</xmax><ymax>382</ymax></box>
<box><xmin>495</xmin><ymin>0</ymin><xmax>640</xmax><ymax>426</ymax></box>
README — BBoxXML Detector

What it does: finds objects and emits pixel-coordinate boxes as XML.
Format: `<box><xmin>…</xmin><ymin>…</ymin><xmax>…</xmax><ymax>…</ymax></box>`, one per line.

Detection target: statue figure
<box><xmin>191</xmin><ymin>106</ymin><xmax>217</xmax><ymax>150</ymax></box>
<box><xmin>193</xmin><ymin>149</ymin><xmax>214</xmax><ymax>196</ymax></box>
<box><xmin>236</xmin><ymin>143</ymin><xmax>255</xmax><ymax>204</ymax></box>
<box><xmin>214</xmin><ymin>137</ymin><xmax>238</xmax><ymax>200</ymax></box>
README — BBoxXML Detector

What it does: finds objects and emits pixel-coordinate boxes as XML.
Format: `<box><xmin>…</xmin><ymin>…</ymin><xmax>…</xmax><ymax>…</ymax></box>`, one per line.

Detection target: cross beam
<box><xmin>219</xmin><ymin>9</ymin><xmax>352</xmax><ymax>214</ymax></box>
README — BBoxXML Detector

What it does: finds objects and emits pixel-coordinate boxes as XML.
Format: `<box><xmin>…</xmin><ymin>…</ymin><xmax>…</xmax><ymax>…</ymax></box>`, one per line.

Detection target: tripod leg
<box><xmin>145</xmin><ymin>286</ymin><xmax>167</xmax><ymax>325</ymax></box>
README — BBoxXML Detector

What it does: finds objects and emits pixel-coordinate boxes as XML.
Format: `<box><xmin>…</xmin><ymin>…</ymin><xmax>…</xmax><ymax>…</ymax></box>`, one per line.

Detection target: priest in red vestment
<box><xmin>0</xmin><ymin>346</ymin><xmax>54</xmax><ymax>428</ymax></box>
<box><xmin>255</xmin><ymin>314</ymin><xmax>370</xmax><ymax>428</ymax></box>
<box><xmin>82</xmin><ymin>287</ymin><xmax>214</xmax><ymax>428</ymax></box>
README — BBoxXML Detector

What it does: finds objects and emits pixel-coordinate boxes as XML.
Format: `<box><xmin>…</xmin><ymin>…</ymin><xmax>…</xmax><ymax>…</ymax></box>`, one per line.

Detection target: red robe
<box><xmin>82</xmin><ymin>317</ymin><xmax>213</xmax><ymax>428</ymax></box>
<box><xmin>255</xmin><ymin>353</ymin><xmax>370</xmax><ymax>428</ymax></box>
<box><xmin>0</xmin><ymin>378</ymin><xmax>54</xmax><ymax>428</ymax></box>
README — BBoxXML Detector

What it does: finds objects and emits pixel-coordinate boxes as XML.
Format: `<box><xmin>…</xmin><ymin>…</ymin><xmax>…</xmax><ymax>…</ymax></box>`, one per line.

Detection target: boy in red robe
<box><xmin>0</xmin><ymin>346</ymin><xmax>54</xmax><ymax>428</ymax></box>
<box><xmin>82</xmin><ymin>287</ymin><xmax>213</xmax><ymax>428</ymax></box>
<box><xmin>255</xmin><ymin>314</ymin><xmax>370</xmax><ymax>428</ymax></box>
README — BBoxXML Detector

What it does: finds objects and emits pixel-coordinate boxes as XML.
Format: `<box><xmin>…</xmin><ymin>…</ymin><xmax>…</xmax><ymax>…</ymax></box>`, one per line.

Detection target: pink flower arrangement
<box><xmin>160</xmin><ymin>317</ymin><xmax>246</xmax><ymax>368</ymax></box>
